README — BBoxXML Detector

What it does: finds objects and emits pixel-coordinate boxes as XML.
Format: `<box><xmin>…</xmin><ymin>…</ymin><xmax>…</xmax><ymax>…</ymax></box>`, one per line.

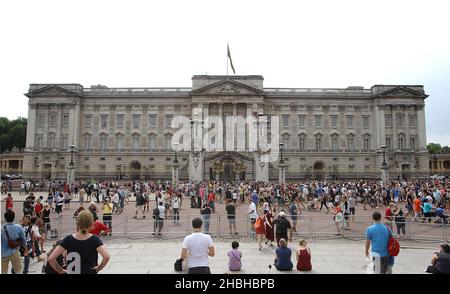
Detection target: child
<box><xmin>296</xmin><ymin>239</ymin><xmax>312</xmax><ymax>271</ymax></box>
<box><xmin>227</xmin><ymin>241</ymin><xmax>242</xmax><ymax>271</ymax></box>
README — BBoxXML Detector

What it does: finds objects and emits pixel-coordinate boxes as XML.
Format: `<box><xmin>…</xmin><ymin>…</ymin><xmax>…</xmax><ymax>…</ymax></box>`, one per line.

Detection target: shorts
<box><xmin>349</xmin><ymin>207</ymin><xmax>355</xmax><ymax>215</ymax></box>
<box><xmin>228</xmin><ymin>218</ymin><xmax>236</xmax><ymax>225</ymax></box>
<box><xmin>55</xmin><ymin>205</ymin><xmax>62</xmax><ymax>213</ymax></box>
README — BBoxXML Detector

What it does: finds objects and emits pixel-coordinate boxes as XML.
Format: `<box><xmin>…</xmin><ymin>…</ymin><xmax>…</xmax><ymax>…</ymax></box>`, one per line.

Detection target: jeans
<box><xmin>202</xmin><ymin>214</ymin><xmax>211</xmax><ymax>233</ymax></box>
<box><xmin>173</xmin><ymin>208</ymin><xmax>180</xmax><ymax>222</ymax></box>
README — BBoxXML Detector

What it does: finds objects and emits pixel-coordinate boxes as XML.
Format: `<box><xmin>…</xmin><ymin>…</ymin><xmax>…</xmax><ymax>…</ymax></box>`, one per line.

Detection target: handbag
<box><xmin>174</xmin><ymin>258</ymin><xmax>183</xmax><ymax>272</ymax></box>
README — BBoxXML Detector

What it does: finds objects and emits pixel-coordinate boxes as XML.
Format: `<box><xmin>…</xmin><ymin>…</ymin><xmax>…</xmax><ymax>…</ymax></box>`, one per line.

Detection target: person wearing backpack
<box><xmin>274</xmin><ymin>211</ymin><xmax>292</xmax><ymax>247</ymax></box>
<box><xmin>134</xmin><ymin>192</ymin><xmax>146</xmax><ymax>219</ymax></box>
<box><xmin>365</xmin><ymin>211</ymin><xmax>391</xmax><ymax>274</ymax></box>
<box><xmin>1</xmin><ymin>210</ymin><xmax>28</xmax><ymax>274</ymax></box>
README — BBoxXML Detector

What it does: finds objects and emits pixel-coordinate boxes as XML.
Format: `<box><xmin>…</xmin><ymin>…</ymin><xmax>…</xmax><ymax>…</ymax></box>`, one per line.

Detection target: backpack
<box><xmin>254</xmin><ymin>217</ymin><xmax>262</xmax><ymax>230</ymax></box>
<box><xmin>386</xmin><ymin>226</ymin><xmax>400</xmax><ymax>256</ymax></box>
<box><xmin>152</xmin><ymin>207</ymin><xmax>160</xmax><ymax>220</ymax></box>
<box><xmin>276</xmin><ymin>219</ymin><xmax>287</xmax><ymax>235</ymax></box>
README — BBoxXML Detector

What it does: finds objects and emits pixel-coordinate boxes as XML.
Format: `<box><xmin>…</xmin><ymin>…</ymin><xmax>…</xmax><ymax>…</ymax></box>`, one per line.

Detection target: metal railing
<box><xmin>34</xmin><ymin>214</ymin><xmax>449</xmax><ymax>244</ymax></box>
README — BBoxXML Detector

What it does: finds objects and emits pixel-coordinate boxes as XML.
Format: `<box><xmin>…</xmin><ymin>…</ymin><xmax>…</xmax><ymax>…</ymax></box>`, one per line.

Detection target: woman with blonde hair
<box><xmin>254</xmin><ymin>210</ymin><xmax>266</xmax><ymax>251</ymax></box>
<box><xmin>48</xmin><ymin>210</ymin><xmax>110</xmax><ymax>274</ymax></box>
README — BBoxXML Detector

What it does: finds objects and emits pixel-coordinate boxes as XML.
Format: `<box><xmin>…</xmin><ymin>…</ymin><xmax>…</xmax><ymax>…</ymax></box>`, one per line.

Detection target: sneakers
<box><xmin>143</xmin><ymin>215</ymin><xmax>146</xmax><ymax>219</ymax></box>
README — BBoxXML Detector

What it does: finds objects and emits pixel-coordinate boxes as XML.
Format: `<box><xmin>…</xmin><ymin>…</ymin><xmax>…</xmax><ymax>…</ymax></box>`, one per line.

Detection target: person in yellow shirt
<box><xmin>101</xmin><ymin>196</ymin><xmax>113</xmax><ymax>236</ymax></box>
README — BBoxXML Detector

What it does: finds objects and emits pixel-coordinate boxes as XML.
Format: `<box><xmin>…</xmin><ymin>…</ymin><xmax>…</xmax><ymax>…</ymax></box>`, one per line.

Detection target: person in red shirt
<box><xmin>5</xmin><ymin>193</ymin><xmax>13</xmax><ymax>211</ymax></box>
<box><xmin>384</xmin><ymin>203</ymin><xmax>394</xmax><ymax>231</ymax></box>
<box><xmin>88</xmin><ymin>214</ymin><xmax>110</xmax><ymax>236</ymax></box>
<box><xmin>413</xmin><ymin>197</ymin><xmax>422</xmax><ymax>221</ymax></box>
<box><xmin>34</xmin><ymin>198</ymin><xmax>44</xmax><ymax>215</ymax></box>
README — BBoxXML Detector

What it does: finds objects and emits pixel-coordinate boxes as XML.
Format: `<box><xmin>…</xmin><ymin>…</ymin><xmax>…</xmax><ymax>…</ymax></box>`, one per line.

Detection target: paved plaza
<box><xmin>2</xmin><ymin>191</ymin><xmax>445</xmax><ymax>274</ymax></box>
<box><xmin>20</xmin><ymin>240</ymin><xmax>433</xmax><ymax>274</ymax></box>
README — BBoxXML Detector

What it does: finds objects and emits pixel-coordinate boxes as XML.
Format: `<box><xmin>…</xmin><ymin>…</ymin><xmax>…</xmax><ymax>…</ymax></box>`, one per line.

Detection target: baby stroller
<box><xmin>435</xmin><ymin>208</ymin><xmax>449</xmax><ymax>225</ymax></box>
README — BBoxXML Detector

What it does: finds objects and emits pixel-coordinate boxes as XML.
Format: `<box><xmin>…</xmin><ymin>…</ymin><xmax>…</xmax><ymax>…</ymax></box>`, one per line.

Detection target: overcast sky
<box><xmin>1</xmin><ymin>0</ymin><xmax>449</xmax><ymax>145</ymax></box>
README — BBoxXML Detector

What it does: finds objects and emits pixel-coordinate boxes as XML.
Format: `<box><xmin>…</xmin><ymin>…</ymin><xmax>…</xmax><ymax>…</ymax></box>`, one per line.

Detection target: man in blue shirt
<box><xmin>1</xmin><ymin>210</ymin><xmax>27</xmax><ymax>274</ymax></box>
<box><xmin>251</xmin><ymin>190</ymin><xmax>259</xmax><ymax>206</ymax></box>
<box><xmin>365</xmin><ymin>211</ymin><xmax>390</xmax><ymax>274</ymax></box>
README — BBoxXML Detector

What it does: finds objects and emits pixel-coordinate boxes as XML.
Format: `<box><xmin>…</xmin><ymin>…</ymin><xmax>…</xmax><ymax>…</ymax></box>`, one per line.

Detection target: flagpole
<box><xmin>226</xmin><ymin>43</ymin><xmax>229</xmax><ymax>76</ymax></box>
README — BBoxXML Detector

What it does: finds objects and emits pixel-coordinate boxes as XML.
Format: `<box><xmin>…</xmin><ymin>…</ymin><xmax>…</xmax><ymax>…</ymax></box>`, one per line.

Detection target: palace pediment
<box><xmin>191</xmin><ymin>79</ymin><xmax>265</xmax><ymax>96</ymax></box>
<box><xmin>373</xmin><ymin>86</ymin><xmax>428</xmax><ymax>98</ymax></box>
<box><xmin>26</xmin><ymin>85</ymin><xmax>81</xmax><ymax>98</ymax></box>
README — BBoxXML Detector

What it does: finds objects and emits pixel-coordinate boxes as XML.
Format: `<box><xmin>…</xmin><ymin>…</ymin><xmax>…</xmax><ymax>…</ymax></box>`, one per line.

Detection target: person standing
<box><xmin>200</xmin><ymin>203</ymin><xmax>212</xmax><ymax>234</ymax></box>
<box><xmin>288</xmin><ymin>201</ymin><xmax>298</xmax><ymax>234</ymax></box>
<box><xmin>153</xmin><ymin>201</ymin><xmax>165</xmax><ymax>236</ymax></box>
<box><xmin>248</xmin><ymin>199</ymin><xmax>257</xmax><ymax>237</ymax></box>
<box><xmin>412</xmin><ymin>196</ymin><xmax>422</xmax><ymax>222</ymax></box>
<box><xmin>101</xmin><ymin>198</ymin><xmax>113</xmax><ymax>236</ymax></box>
<box><xmin>111</xmin><ymin>192</ymin><xmax>122</xmax><ymax>214</ymax></box>
<box><xmin>180</xmin><ymin>218</ymin><xmax>215</xmax><ymax>274</ymax></box>
<box><xmin>274</xmin><ymin>212</ymin><xmax>292</xmax><ymax>246</ymax></box>
<box><xmin>255</xmin><ymin>211</ymin><xmax>266</xmax><ymax>251</ymax></box>
<box><xmin>264</xmin><ymin>208</ymin><xmax>275</xmax><ymax>247</ymax></box>
<box><xmin>225</xmin><ymin>200</ymin><xmax>237</xmax><ymax>235</ymax></box>
<box><xmin>5</xmin><ymin>193</ymin><xmax>13</xmax><ymax>211</ymax></box>
<box><xmin>48</xmin><ymin>210</ymin><xmax>110</xmax><ymax>274</ymax></box>
<box><xmin>349</xmin><ymin>194</ymin><xmax>356</xmax><ymax>222</ymax></box>
<box><xmin>1</xmin><ymin>210</ymin><xmax>28</xmax><ymax>274</ymax></box>
<box><xmin>365</xmin><ymin>211</ymin><xmax>391</xmax><ymax>274</ymax></box>
<box><xmin>134</xmin><ymin>192</ymin><xmax>146</xmax><ymax>219</ymax></box>
<box><xmin>172</xmin><ymin>195</ymin><xmax>180</xmax><ymax>224</ymax></box>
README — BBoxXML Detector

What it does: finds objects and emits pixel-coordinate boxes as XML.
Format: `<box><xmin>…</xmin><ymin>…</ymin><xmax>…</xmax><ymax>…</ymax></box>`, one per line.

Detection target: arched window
<box><xmin>164</xmin><ymin>133</ymin><xmax>173</xmax><ymax>150</ymax></box>
<box><xmin>314</xmin><ymin>134</ymin><xmax>323</xmax><ymax>151</ymax></box>
<box><xmin>331</xmin><ymin>134</ymin><xmax>339</xmax><ymax>151</ymax></box>
<box><xmin>363</xmin><ymin>134</ymin><xmax>371</xmax><ymax>151</ymax></box>
<box><xmin>116</xmin><ymin>134</ymin><xmax>125</xmax><ymax>150</ymax></box>
<box><xmin>281</xmin><ymin>133</ymin><xmax>290</xmax><ymax>150</ymax></box>
<box><xmin>99</xmin><ymin>133</ymin><xmax>108</xmax><ymax>151</ymax></box>
<box><xmin>48</xmin><ymin>133</ymin><xmax>56</xmax><ymax>149</ymax></box>
<box><xmin>132</xmin><ymin>134</ymin><xmax>141</xmax><ymax>149</ymax></box>
<box><xmin>298</xmin><ymin>133</ymin><xmax>307</xmax><ymax>152</ymax></box>
<box><xmin>83</xmin><ymin>134</ymin><xmax>92</xmax><ymax>150</ymax></box>
<box><xmin>347</xmin><ymin>134</ymin><xmax>355</xmax><ymax>151</ymax></box>
<box><xmin>148</xmin><ymin>133</ymin><xmax>157</xmax><ymax>150</ymax></box>
<box><xmin>398</xmin><ymin>133</ymin><xmax>405</xmax><ymax>150</ymax></box>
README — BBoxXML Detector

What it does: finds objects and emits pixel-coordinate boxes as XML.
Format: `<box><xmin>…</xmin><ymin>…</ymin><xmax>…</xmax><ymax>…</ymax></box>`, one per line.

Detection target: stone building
<box><xmin>23</xmin><ymin>75</ymin><xmax>430</xmax><ymax>181</ymax></box>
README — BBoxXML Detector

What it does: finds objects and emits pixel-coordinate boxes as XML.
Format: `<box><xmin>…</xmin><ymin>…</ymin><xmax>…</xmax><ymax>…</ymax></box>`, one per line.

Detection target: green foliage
<box><xmin>0</xmin><ymin>117</ymin><xmax>27</xmax><ymax>153</ymax></box>
<box><xmin>427</xmin><ymin>143</ymin><xmax>450</xmax><ymax>154</ymax></box>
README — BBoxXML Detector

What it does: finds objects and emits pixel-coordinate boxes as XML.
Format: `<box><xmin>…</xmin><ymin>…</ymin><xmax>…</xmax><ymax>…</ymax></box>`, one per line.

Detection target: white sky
<box><xmin>1</xmin><ymin>0</ymin><xmax>449</xmax><ymax>145</ymax></box>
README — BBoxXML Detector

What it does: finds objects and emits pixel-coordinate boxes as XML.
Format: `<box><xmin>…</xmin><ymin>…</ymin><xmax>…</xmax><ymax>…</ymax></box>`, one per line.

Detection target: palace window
<box><xmin>331</xmin><ymin>135</ymin><xmax>339</xmax><ymax>151</ymax></box>
<box><xmin>100</xmin><ymin>114</ymin><xmax>108</xmax><ymax>128</ymax></box>
<box><xmin>61</xmin><ymin>136</ymin><xmax>68</xmax><ymax>150</ymax></box>
<box><xmin>116</xmin><ymin>135</ymin><xmax>125</xmax><ymax>150</ymax></box>
<box><xmin>148</xmin><ymin>134</ymin><xmax>157</xmax><ymax>150</ymax></box>
<box><xmin>385</xmin><ymin>114</ymin><xmax>392</xmax><ymax>128</ymax></box>
<box><xmin>315</xmin><ymin>135</ymin><xmax>323</xmax><ymax>151</ymax></box>
<box><xmin>132</xmin><ymin>134</ymin><xmax>140</xmax><ymax>149</ymax></box>
<box><xmin>133</xmin><ymin>114</ymin><xmax>141</xmax><ymax>129</ymax></box>
<box><xmin>116</xmin><ymin>114</ymin><xmax>125</xmax><ymax>128</ymax></box>
<box><xmin>347</xmin><ymin>136</ymin><xmax>355</xmax><ymax>151</ymax></box>
<box><xmin>362</xmin><ymin>116</ymin><xmax>369</xmax><ymax>129</ymax></box>
<box><xmin>165</xmin><ymin>114</ymin><xmax>174</xmax><ymax>128</ymax></box>
<box><xmin>85</xmin><ymin>115</ymin><xmax>92</xmax><ymax>128</ymax></box>
<box><xmin>38</xmin><ymin>114</ymin><xmax>45</xmax><ymax>127</ymax></box>
<box><xmin>298</xmin><ymin>115</ymin><xmax>305</xmax><ymax>128</ymax></box>
<box><xmin>99</xmin><ymin>134</ymin><xmax>108</xmax><ymax>151</ymax></box>
<box><xmin>49</xmin><ymin>113</ymin><xmax>57</xmax><ymax>126</ymax></box>
<box><xmin>62</xmin><ymin>114</ymin><xmax>69</xmax><ymax>127</ymax></box>
<box><xmin>409</xmin><ymin>116</ymin><xmax>416</xmax><ymax>128</ymax></box>
<box><xmin>363</xmin><ymin>137</ymin><xmax>370</xmax><ymax>151</ymax></box>
<box><xmin>282</xmin><ymin>115</ymin><xmax>289</xmax><ymax>128</ymax></box>
<box><xmin>397</xmin><ymin>115</ymin><xmax>404</xmax><ymax>127</ymax></box>
<box><xmin>148</xmin><ymin>114</ymin><xmax>157</xmax><ymax>128</ymax></box>
<box><xmin>315</xmin><ymin>115</ymin><xmax>322</xmax><ymax>128</ymax></box>
<box><xmin>331</xmin><ymin>115</ymin><xmax>338</xmax><ymax>128</ymax></box>
<box><xmin>346</xmin><ymin>115</ymin><xmax>353</xmax><ymax>128</ymax></box>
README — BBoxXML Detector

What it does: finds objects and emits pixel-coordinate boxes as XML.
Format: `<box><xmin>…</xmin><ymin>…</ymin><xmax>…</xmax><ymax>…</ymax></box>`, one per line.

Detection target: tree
<box><xmin>441</xmin><ymin>146</ymin><xmax>450</xmax><ymax>154</ymax></box>
<box><xmin>0</xmin><ymin>117</ymin><xmax>27</xmax><ymax>153</ymax></box>
<box><xmin>427</xmin><ymin>143</ymin><xmax>442</xmax><ymax>154</ymax></box>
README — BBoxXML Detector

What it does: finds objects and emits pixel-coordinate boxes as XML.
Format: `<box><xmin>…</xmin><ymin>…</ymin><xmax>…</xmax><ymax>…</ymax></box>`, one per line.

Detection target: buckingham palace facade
<box><xmin>23</xmin><ymin>75</ymin><xmax>430</xmax><ymax>182</ymax></box>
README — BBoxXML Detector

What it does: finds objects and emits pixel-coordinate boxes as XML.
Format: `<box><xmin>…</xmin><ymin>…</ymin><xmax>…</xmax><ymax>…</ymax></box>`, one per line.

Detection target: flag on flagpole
<box><xmin>227</xmin><ymin>43</ymin><xmax>235</xmax><ymax>74</ymax></box>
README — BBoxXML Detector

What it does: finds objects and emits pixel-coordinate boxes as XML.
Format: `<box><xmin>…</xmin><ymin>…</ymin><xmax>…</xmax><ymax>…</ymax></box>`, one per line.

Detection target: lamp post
<box><xmin>67</xmin><ymin>144</ymin><xmax>76</xmax><ymax>186</ymax></box>
<box><xmin>172</xmin><ymin>142</ymin><xmax>179</xmax><ymax>184</ymax></box>
<box><xmin>279</xmin><ymin>142</ymin><xmax>286</xmax><ymax>184</ymax></box>
<box><xmin>380</xmin><ymin>144</ymin><xmax>388</xmax><ymax>185</ymax></box>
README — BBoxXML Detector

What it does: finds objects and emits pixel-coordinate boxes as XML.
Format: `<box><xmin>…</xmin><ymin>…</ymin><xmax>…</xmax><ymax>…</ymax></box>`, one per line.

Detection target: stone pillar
<box><xmin>417</xmin><ymin>104</ymin><xmax>427</xmax><ymax>150</ymax></box>
<box><xmin>26</xmin><ymin>103</ymin><xmax>37</xmax><ymax>149</ymax></box>
<box><xmin>56</xmin><ymin>104</ymin><xmax>62</xmax><ymax>149</ymax></box>
<box><xmin>189</xmin><ymin>103</ymin><xmax>204</xmax><ymax>182</ymax></box>
<box><xmin>73</xmin><ymin>101</ymin><xmax>81</xmax><ymax>148</ymax></box>
<box><xmin>171</xmin><ymin>162</ymin><xmax>179</xmax><ymax>184</ymax></box>
<box><xmin>279</xmin><ymin>163</ymin><xmax>288</xmax><ymax>185</ymax></box>
<box><xmin>374</xmin><ymin>104</ymin><xmax>385</xmax><ymax>148</ymax></box>
<box><xmin>232</xmin><ymin>103</ymin><xmax>237</xmax><ymax>150</ymax></box>
<box><xmin>404</xmin><ymin>106</ymin><xmax>411</xmax><ymax>149</ymax></box>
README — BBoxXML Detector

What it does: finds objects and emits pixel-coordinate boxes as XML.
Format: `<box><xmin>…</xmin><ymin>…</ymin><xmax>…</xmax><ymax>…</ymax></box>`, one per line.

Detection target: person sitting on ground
<box><xmin>270</xmin><ymin>238</ymin><xmax>293</xmax><ymax>271</ymax></box>
<box><xmin>426</xmin><ymin>244</ymin><xmax>450</xmax><ymax>274</ymax></box>
<box><xmin>296</xmin><ymin>239</ymin><xmax>312</xmax><ymax>271</ymax></box>
<box><xmin>227</xmin><ymin>241</ymin><xmax>242</xmax><ymax>272</ymax></box>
